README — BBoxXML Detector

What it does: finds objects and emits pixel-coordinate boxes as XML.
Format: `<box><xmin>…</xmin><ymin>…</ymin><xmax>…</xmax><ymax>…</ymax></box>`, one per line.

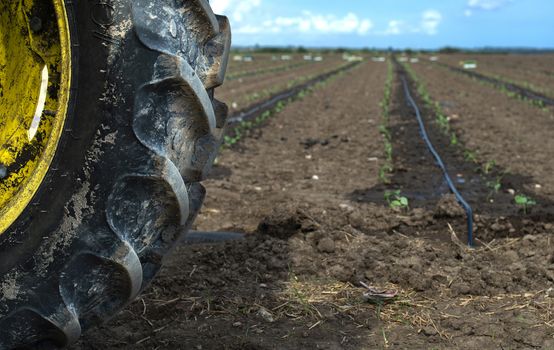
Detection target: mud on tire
<box><xmin>0</xmin><ymin>1</ymin><xmax>230</xmax><ymax>348</ymax></box>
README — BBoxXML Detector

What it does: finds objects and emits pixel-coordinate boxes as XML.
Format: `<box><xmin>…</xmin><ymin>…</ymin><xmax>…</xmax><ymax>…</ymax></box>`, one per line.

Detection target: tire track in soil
<box><xmin>75</xmin><ymin>60</ymin><xmax>554</xmax><ymax>349</ymax></box>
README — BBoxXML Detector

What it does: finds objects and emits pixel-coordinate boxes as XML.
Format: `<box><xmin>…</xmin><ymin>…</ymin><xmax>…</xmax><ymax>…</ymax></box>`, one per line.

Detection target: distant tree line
<box><xmin>230</xmin><ymin>45</ymin><xmax>554</xmax><ymax>55</ymax></box>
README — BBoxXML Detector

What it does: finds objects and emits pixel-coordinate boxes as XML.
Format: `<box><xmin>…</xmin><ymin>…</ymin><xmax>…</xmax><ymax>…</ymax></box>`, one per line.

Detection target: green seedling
<box><xmin>483</xmin><ymin>160</ymin><xmax>496</xmax><ymax>174</ymax></box>
<box><xmin>487</xmin><ymin>177</ymin><xmax>502</xmax><ymax>193</ymax></box>
<box><xmin>378</xmin><ymin>124</ymin><xmax>390</xmax><ymax>137</ymax></box>
<box><xmin>384</xmin><ymin>142</ymin><xmax>393</xmax><ymax>160</ymax></box>
<box><xmin>436</xmin><ymin>113</ymin><xmax>449</xmax><ymax>132</ymax></box>
<box><xmin>450</xmin><ymin>133</ymin><xmax>458</xmax><ymax>146</ymax></box>
<box><xmin>378</xmin><ymin>165</ymin><xmax>392</xmax><ymax>184</ymax></box>
<box><xmin>463</xmin><ymin>149</ymin><xmax>477</xmax><ymax>162</ymax></box>
<box><xmin>514</xmin><ymin>194</ymin><xmax>536</xmax><ymax>214</ymax></box>
<box><xmin>223</xmin><ymin>135</ymin><xmax>239</xmax><ymax>146</ymax></box>
<box><xmin>275</xmin><ymin>101</ymin><xmax>285</xmax><ymax>113</ymax></box>
<box><xmin>384</xmin><ymin>190</ymin><xmax>409</xmax><ymax>209</ymax></box>
<box><xmin>486</xmin><ymin>176</ymin><xmax>503</xmax><ymax>199</ymax></box>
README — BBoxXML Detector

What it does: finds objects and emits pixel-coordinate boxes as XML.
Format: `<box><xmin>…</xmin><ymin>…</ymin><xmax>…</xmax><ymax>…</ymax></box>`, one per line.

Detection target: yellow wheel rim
<box><xmin>0</xmin><ymin>0</ymin><xmax>71</xmax><ymax>235</ymax></box>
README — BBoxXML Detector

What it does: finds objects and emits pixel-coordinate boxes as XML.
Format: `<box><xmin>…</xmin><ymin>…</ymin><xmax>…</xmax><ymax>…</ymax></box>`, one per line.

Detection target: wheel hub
<box><xmin>0</xmin><ymin>0</ymin><xmax>71</xmax><ymax>235</ymax></box>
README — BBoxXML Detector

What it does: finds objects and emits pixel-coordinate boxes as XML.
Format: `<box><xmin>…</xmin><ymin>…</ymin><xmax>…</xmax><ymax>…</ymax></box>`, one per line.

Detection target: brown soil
<box><xmin>228</xmin><ymin>59</ymin><xmax>295</xmax><ymax>75</ymax></box>
<box><xmin>75</xmin><ymin>60</ymin><xmax>554</xmax><ymax>349</ymax></box>
<box><xmin>438</xmin><ymin>54</ymin><xmax>554</xmax><ymax>98</ymax></box>
<box><xmin>227</xmin><ymin>54</ymin><xmax>343</xmax><ymax>72</ymax></box>
<box><xmin>219</xmin><ymin>58</ymin><xmax>345</xmax><ymax>112</ymax></box>
<box><xmin>412</xmin><ymin>62</ymin><xmax>554</xmax><ymax>199</ymax></box>
<box><xmin>227</xmin><ymin>61</ymin><xmax>312</xmax><ymax>80</ymax></box>
<box><xmin>227</xmin><ymin>53</ymin><xmax>292</xmax><ymax>71</ymax></box>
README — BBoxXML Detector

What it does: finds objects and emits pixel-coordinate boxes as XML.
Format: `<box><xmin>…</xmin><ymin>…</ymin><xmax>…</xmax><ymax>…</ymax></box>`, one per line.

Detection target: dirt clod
<box><xmin>434</xmin><ymin>194</ymin><xmax>466</xmax><ymax>218</ymax></box>
<box><xmin>317</xmin><ymin>237</ymin><xmax>335</xmax><ymax>253</ymax></box>
<box><xmin>257</xmin><ymin>209</ymin><xmax>304</xmax><ymax>239</ymax></box>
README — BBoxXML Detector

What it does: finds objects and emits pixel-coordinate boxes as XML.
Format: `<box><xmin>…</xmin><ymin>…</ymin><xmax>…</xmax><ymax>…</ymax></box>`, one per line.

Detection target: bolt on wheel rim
<box><xmin>0</xmin><ymin>0</ymin><xmax>71</xmax><ymax>235</ymax></box>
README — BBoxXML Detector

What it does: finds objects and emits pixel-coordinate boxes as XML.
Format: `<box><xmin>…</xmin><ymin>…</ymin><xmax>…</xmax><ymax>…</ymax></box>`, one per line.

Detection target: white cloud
<box><xmin>382</xmin><ymin>20</ymin><xmax>404</xmax><ymax>35</ymax></box>
<box><xmin>234</xmin><ymin>25</ymin><xmax>263</xmax><ymax>34</ymax></box>
<box><xmin>211</xmin><ymin>0</ymin><xmax>261</xmax><ymax>22</ymax></box>
<box><xmin>378</xmin><ymin>10</ymin><xmax>442</xmax><ymax>36</ymax></box>
<box><xmin>358</xmin><ymin>19</ymin><xmax>373</xmax><ymax>35</ymax></box>
<box><xmin>467</xmin><ymin>0</ymin><xmax>512</xmax><ymax>10</ymax></box>
<box><xmin>421</xmin><ymin>10</ymin><xmax>442</xmax><ymax>35</ymax></box>
<box><xmin>219</xmin><ymin>3</ymin><xmax>441</xmax><ymax>39</ymax></box>
<box><xmin>253</xmin><ymin>11</ymin><xmax>374</xmax><ymax>36</ymax></box>
<box><xmin>211</xmin><ymin>0</ymin><xmax>231</xmax><ymax>14</ymax></box>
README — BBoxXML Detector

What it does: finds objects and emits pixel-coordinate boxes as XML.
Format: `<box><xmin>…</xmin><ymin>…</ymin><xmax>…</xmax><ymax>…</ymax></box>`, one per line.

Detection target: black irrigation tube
<box><xmin>228</xmin><ymin>61</ymin><xmax>361</xmax><ymax>125</ymax></box>
<box><xmin>437</xmin><ymin>62</ymin><xmax>554</xmax><ymax>107</ymax></box>
<box><xmin>401</xmin><ymin>75</ymin><xmax>475</xmax><ymax>247</ymax></box>
<box><xmin>183</xmin><ymin>231</ymin><xmax>245</xmax><ymax>245</ymax></box>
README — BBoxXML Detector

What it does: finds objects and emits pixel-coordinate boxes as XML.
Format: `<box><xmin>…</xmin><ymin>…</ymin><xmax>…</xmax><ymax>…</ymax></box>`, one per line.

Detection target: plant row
<box><xmin>435</xmin><ymin>63</ymin><xmax>551</xmax><ymax>111</ymax></box>
<box><xmin>227</xmin><ymin>61</ymin><xmax>312</xmax><ymax>81</ymax></box>
<box><xmin>222</xmin><ymin>64</ymin><xmax>359</xmax><ymax>148</ymax></box>
<box><xmin>229</xmin><ymin>62</ymin><xmax>353</xmax><ymax>110</ymax></box>
<box><xmin>378</xmin><ymin>59</ymin><xmax>394</xmax><ymax>184</ymax></box>
<box><xmin>403</xmin><ymin>61</ymin><xmax>537</xmax><ymax>213</ymax></box>
<box><xmin>376</xmin><ymin>60</ymin><xmax>410</xmax><ymax>210</ymax></box>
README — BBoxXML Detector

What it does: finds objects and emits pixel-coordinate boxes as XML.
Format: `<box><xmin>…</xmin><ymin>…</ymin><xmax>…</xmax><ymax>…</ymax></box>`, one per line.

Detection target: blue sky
<box><xmin>211</xmin><ymin>0</ymin><xmax>554</xmax><ymax>49</ymax></box>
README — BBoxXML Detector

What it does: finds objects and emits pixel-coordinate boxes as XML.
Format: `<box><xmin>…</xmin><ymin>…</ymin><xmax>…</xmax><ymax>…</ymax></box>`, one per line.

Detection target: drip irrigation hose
<box><xmin>437</xmin><ymin>63</ymin><xmax>554</xmax><ymax>107</ymax></box>
<box><xmin>228</xmin><ymin>62</ymin><xmax>360</xmax><ymax>124</ymax></box>
<box><xmin>401</xmin><ymin>76</ymin><xmax>475</xmax><ymax>247</ymax></box>
<box><xmin>183</xmin><ymin>231</ymin><xmax>245</xmax><ymax>245</ymax></box>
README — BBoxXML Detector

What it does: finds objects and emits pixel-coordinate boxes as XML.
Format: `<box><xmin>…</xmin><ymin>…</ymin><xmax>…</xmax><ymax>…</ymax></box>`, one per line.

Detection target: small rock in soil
<box><xmin>339</xmin><ymin>203</ymin><xmax>354</xmax><ymax>212</ymax></box>
<box><xmin>421</xmin><ymin>326</ymin><xmax>438</xmax><ymax>336</ymax></box>
<box><xmin>257</xmin><ymin>307</ymin><xmax>275</xmax><ymax>323</ymax></box>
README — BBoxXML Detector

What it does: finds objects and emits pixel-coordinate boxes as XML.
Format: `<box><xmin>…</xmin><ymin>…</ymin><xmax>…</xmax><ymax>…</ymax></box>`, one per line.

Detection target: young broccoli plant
<box><xmin>514</xmin><ymin>195</ymin><xmax>536</xmax><ymax>214</ymax></box>
<box><xmin>486</xmin><ymin>176</ymin><xmax>502</xmax><ymax>194</ymax></box>
<box><xmin>384</xmin><ymin>190</ymin><xmax>409</xmax><ymax>210</ymax></box>
<box><xmin>483</xmin><ymin>160</ymin><xmax>496</xmax><ymax>174</ymax></box>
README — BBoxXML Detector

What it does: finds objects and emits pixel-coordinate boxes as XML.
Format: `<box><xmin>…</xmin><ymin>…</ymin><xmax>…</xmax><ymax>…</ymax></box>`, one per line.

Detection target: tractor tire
<box><xmin>0</xmin><ymin>1</ymin><xmax>230</xmax><ymax>348</ymax></box>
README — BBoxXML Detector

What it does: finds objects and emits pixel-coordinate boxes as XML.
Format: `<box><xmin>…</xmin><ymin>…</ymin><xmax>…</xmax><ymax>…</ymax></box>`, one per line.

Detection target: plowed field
<box><xmin>76</xmin><ymin>55</ymin><xmax>554</xmax><ymax>349</ymax></box>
